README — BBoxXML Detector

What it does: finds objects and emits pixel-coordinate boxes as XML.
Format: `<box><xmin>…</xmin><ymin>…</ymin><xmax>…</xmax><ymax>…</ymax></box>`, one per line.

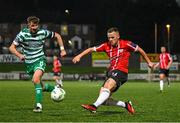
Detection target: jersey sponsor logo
<box><xmin>118</xmin><ymin>49</ymin><xmax>123</xmax><ymax>53</ymax></box>
<box><xmin>110</xmin><ymin>55</ymin><xmax>122</xmax><ymax>61</ymax></box>
<box><xmin>106</xmin><ymin>48</ymin><xmax>123</xmax><ymax>53</ymax></box>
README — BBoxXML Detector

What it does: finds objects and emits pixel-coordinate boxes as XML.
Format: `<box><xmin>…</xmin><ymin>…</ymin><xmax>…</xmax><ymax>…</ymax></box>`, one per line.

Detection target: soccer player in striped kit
<box><xmin>154</xmin><ymin>46</ymin><xmax>173</xmax><ymax>92</ymax></box>
<box><xmin>9</xmin><ymin>16</ymin><xmax>66</xmax><ymax>112</ymax></box>
<box><xmin>72</xmin><ymin>27</ymin><xmax>154</xmax><ymax>114</ymax></box>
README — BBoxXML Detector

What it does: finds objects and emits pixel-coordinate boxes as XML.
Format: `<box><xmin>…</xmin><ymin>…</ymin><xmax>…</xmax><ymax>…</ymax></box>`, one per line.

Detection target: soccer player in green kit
<box><xmin>9</xmin><ymin>16</ymin><xmax>66</xmax><ymax>112</ymax></box>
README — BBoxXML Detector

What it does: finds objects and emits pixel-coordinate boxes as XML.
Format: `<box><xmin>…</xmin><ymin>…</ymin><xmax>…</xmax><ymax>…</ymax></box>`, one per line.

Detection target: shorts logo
<box><xmin>112</xmin><ymin>72</ymin><xmax>118</xmax><ymax>77</ymax></box>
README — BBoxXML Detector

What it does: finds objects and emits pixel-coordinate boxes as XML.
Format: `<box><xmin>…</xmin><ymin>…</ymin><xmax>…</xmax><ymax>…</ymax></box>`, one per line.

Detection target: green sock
<box><xmin>34</xmin><ymin>83</ymin><xmax>43</xmax><ymax>104</ymax></box>
<box><xmin>44</xmin><ymin>83</ymin><xmax>54</xmax><ymax>92</ymax></box>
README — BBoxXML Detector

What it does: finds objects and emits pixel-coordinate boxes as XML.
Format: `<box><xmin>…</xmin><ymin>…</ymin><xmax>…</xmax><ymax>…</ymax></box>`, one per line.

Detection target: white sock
<box><xmin>58</xmin><ymin>79</ymin><xmax>63</xmax><ymax>86</ymax></box>
<box><xmin>103</xmin><ymin>98</ymin><xmax>126</xmax><ymax>108</ymax></box>
<box><xmin>56</xmin><ymin>79</ymin><xmax>63</xmax><ymax>86</ymax></box>
<box><xmin>160</xmin><ymin>80</ymin><xmax>164</xmax><ymax>90</ymax></box>
<box><xmin>55</xmin><ymin>79</ymin><xmax>59</xmax><ymax>85</ymax></box>
<box><xmin>117</xmin><ymin>101</ymin><xmax>126</xmax><ymax>108</ymax></box>
<box><xmin>93</xmin><ymin>88</ymin><xmax>110</xmax><ymax>107</ymax></box>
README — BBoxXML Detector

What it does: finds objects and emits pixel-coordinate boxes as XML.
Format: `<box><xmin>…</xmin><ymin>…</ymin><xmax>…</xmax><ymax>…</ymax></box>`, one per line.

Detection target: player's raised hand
<box><xmin>72</xmin><ymin>56</ymin><xmax>81</xmax><ymax>64</ymax></box>
<box><xmin>60</xmin><ymin>50</ymin><xmax>67</xmax><ymax>57</ymax></box>
<box><xmin>153</xmin><ymin>63</ymin><xmax>159</xmax><ymax>70</ymax></box>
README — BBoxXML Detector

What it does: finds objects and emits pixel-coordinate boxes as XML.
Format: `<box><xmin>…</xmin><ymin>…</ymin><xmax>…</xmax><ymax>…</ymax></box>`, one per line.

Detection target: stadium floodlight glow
<box><xmin>166</xmin><ymin>24</ymin><xmax>171</xmax><ymax>52</ymax></box>
<box><xmin>68</xmin><ymin>40</ymin><xmax>72</xmax><ymax>45</ymax></box>
<box><xmin>166</xmin><ymin>24</ymin><xmax>171</xmax><ymax>28</ymax></box>
<box><xmin>65</xmin><ymin>9</ymin><xmax>70</xmax><ymax>14</ymax></box>
<box><xmin>63</xmin><ymin>26</ymin><xmax>67</xmax><ymax>31</ymax></box>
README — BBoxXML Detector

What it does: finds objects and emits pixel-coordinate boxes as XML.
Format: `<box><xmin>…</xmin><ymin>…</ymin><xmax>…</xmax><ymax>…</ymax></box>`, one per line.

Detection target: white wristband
<box><xmin>60</xmin><ymin>46</ymin><xmax>64</xmax><ymax>50</ymax></box>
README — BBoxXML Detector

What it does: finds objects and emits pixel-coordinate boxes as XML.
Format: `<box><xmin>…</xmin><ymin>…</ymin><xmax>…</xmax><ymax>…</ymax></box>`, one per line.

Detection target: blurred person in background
<box><xmin>53</xmin><ymin>55</ymin><xmax>63</xmax><ymax>87</ymax></box>
<box><xmin>154</xmin><ymin>46</ymin><xmax>173</xmax><ymax>92</ymax></box>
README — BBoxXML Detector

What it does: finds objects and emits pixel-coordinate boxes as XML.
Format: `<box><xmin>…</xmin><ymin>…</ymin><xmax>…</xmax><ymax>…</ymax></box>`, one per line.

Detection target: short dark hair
<box><xmin>27</xmin><ymin>16</ymin><xmax>40</xmax><ymax>24</ymax></box>
<box><xmin>161</xmin><ymin>46</ymin><xmax>167</xmax><ymax>49</ymax></box>
<box><xmin>107</xmin><ymin>27</ymin><xmax>119</xmax><ymax>33</ymax></box>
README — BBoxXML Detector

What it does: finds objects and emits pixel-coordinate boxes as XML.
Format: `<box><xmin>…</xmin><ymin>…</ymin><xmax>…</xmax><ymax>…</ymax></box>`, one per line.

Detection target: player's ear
<box><xmin>27</xmin><ymin>22</ymin><xmax>30</xmax><ymax>27</ymax></box>
<box><xmin>116</xmin><ymin>32</ymin><xmax>120</xmax><ymax>39</ymax></box>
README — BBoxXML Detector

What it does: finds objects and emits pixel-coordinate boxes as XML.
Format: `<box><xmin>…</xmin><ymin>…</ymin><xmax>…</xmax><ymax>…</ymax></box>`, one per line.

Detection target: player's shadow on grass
<box><xmin>84</xmin><ymin>110</ymin><xmax>125</xmax><ymax>117</ymax></box>
<box><xmin>98</xmin><ymin>110</ymin><xmax>125</xmax><ymax>115</ymax></box>
<box><xmin>47</xmin><ymin>109</ymin><xmax>72</xmax><ymax>116</ymax></box>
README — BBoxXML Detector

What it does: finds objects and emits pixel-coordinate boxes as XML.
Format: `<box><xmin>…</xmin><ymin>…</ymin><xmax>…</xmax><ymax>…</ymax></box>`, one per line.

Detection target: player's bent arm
<box><xmin>9</xmin><ymin>43</ymin><xmax>25</xmax><ymax>60</ymax></box>
<box><xmin>54</xmin><ymin>32</ymin><xmax>66</xmax><ymax>57</ymax></box>
<box><xmin>78</xmin><ymin>47</ymin><xmax>94</xmax><ymax>58</ymax></box>
<box><xmin>137</xmin><ymin>46</ymin><xmax>154</xmax><ymax>68</ymax></box>
<box><xmin>154</xmin><ymin>63</ymin><xmax>159</xmax><ymax>69</ymax></box>
<box><xmin>72</xmin><ymin>47</ymin><xmax>94</xmax><ymax>64</ymax></box>
<box><xmin>167</xmin><ymin>57</ymin><xmax>173</xmax><ymax>69</ymax></box>
<box><xmin>54</xmin><ymin>32</ymin><xmax>64</xmax><ymax>49</ymax></box>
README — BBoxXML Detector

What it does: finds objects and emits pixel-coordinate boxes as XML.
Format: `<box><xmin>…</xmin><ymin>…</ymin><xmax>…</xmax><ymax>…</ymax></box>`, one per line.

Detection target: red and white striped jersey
<box><xmin>159</xmin><ymin>53</ymin><xmax>172</xmax><ymax>69</ymax></box>
<box><xmin>53</xmin><ymin>59</ymin><xmax>62</xmax><ymax>73</ymax></box>
<box><xmin>93</xmin><ymin>39</ymin><xmax>138</xmax><ymax>73</ymax></box>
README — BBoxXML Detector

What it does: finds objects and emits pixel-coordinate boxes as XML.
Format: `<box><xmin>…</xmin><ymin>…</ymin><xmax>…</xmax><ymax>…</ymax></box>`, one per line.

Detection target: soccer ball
<box><xmin>51</xmin><ymin>87</ymin><xmax>66</xmax><ymax>102</ymax></box>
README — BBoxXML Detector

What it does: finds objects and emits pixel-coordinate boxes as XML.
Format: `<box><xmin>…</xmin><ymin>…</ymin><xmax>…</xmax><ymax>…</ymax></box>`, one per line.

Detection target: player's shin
<box><xmin>160</xmin><ymin>80</ymin><xmax>164</xmax><ymax>91</ymax></box>
<box><xmin>93</xmin><ymin>88</ymin><xmax>110</xmax><ymax>107</ymax></box>
<box><xmin>34</xmin><ymin>83</ymin><xmax>43</xmax><ymax>104</ymax></box>
<box><xmin>166</xmin><ymin>77</ymin><xmax>170</xmax><ymax>86</ymax></box>
<box><xmin>103</xmin><ymin>98</ymin><xmax>126</xmax><ymax>108</ymax></box>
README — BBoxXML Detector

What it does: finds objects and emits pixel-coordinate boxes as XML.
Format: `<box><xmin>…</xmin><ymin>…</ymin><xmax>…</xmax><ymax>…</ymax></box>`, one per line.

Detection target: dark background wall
<box><xmin>0</xmin><ymin>0</ymin><xmax>180</xmax><ymax>53</ymax></box>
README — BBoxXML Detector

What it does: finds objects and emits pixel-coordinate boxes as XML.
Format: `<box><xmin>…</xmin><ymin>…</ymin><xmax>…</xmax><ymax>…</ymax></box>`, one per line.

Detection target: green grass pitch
<box><xmin>0</xmin><ymin>80</ymin><xmax>180</xmax><ymax>122</ymax></box>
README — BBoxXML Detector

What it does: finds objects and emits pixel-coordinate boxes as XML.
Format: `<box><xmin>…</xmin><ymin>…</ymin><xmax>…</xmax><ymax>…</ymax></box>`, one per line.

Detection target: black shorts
<box><xmin>159</xmin><ymin>69</ymin><xmax>169</xmax><ymax>77</ymax></box>
<box><xmin>53</xmin><ymin>72</ymin><xmax>61</xmax><ymax>76</ymax></box>
<box><xmin>103</xmin><ymin>69</ymin><xmax>128</xmax><ymax>92</ymax></box>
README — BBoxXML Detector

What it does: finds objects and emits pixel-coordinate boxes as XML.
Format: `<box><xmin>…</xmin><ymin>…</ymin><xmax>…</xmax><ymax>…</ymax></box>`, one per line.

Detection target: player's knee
<box><xmin>101</xmin><ymin>88</ymin><xmax>110</xmax><ymax>94</ymax></box>
<box><xmin>103</xmin><ymin>81</ymin><xmax>116</xmax><ymax>91</ymax></box>
<box><xmin>103</xmin><ymin>84</ymin><xmax>112</xmax><ymax>91</ymax></box>
<box><xmin>159</xmin><ymin>74</ymin><xmax>165</xmax><ymax>80</ymax></box>
<box><xmin>33</xmin><ymin>77</ymin><xmax>41</xmax><ymax>84</ymax></box>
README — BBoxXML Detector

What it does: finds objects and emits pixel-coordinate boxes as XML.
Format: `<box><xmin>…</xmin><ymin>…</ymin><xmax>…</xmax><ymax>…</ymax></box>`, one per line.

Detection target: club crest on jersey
<box><xmin>118</xmin><ymin>49</ymin><xmax>123</xmax><ymax>52</ymax></box>
<box><xmin>112</xmin><ymin>72</ymin><xmax>118</xmax><ymax>77</ymax></box>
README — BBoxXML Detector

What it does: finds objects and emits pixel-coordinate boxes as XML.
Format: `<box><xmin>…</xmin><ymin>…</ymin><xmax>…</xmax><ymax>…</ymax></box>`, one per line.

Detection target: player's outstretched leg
<box><xmin>103</xmin><ymin>98</ymin><xmax>135</xmax><ymax>114</ymax></box>
<box><xmin>81</xmin><ymin>88</ymin><xmax>110</xmax><ymax>113</ymax></box>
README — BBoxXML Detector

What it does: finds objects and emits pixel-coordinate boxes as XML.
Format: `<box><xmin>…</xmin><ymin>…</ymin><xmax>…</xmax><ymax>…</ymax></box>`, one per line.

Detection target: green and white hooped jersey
<box><xmin>13</xmin><ymin>28</ymin><xmax>54</xmax><ymax>64</ymax></box>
